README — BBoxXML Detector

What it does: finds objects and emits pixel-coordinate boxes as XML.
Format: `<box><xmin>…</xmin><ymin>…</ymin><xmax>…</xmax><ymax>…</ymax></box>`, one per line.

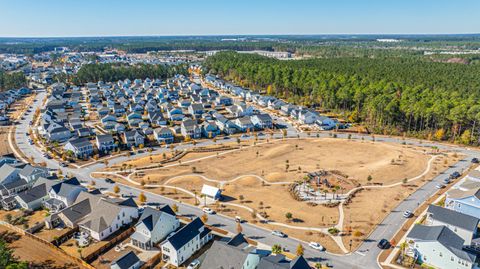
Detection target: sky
<box><xmin>0</xmin><ymin>0</ymin><xmax>479</xmax><ymax>37</ymax></box>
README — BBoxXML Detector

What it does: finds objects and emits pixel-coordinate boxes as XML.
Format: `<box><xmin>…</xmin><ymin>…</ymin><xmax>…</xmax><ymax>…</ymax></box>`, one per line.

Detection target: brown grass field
<box><xmin>105</xmin><ymin>137</ymin><xmax>455</xmax><ymax>253</ymax></box>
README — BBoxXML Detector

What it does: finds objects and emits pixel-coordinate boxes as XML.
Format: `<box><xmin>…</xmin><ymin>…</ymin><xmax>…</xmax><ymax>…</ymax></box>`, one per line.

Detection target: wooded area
<box><xmin>0</xmin><ymin>71</ymin><xmax>26</xmax><ymax>91</ymax></box>
<box><xmin>204</xmin><ymin>51</ymin><xmax>480</xmax><ymax>144</ymax></box>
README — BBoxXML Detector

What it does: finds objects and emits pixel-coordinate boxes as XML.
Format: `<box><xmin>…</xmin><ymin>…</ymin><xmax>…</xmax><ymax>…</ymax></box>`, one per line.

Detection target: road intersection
<box><xmin>11</xmin><ymin>89</ymin><xmax>480</xmax><ymax>268</ymax></box>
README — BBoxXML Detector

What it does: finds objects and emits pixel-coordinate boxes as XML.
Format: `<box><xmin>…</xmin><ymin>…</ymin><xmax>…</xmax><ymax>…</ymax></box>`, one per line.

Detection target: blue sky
<box><xmin>1</xmin><ymin>0</ymin><xmax>479</xmax><ymax>37</ymax></box>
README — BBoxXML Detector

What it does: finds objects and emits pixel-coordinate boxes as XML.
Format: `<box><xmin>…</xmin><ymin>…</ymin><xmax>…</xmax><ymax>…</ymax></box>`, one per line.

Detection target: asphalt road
<box><xmin>12</xmin><ymin>90</ymin><xmax>480</xmax><ymax>268</ymax></box>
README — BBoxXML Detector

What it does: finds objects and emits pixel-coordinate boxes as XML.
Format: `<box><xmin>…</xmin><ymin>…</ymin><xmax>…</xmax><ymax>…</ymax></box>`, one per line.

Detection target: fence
<box><xmin>0</xmin><ymin>222</ymin><xmax>95</xmax><ymax>269</ymax></box>
<box><xmin>83</xmin><ymin>226</ymin><xmax>134</xmax><ymax>263</ymax></box>
<box><xmin>140</xmin><ymin>251</ymin><xmax>163</xmax><ymax>269</ymax></box>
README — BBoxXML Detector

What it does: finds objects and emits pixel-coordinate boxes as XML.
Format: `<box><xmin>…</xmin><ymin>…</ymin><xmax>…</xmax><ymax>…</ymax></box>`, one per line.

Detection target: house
<box><xmin>445</xmin><ymin>188</ymin><xmax>480</xmax><ymax>218</ymax></box>
<box><xmin>161</xmin><ymin>217</ymin><xmax>212</xmax><ymax>267</ymax></box>
<box><xmin>181</xmin><ymin>119</ymin><xmax>202</xmax><ymax>139</ymax></box>
<box><xmin>53</xmin><ymin>192</ymin><xmax>139</xmax><ymax>240</ymax></box>
<box><xmin>122</xmin><ymin>130</ymin><xmax>145</xmax><ymax>148</ymax></box>
<box><xmin>153</xmin><ymin>127</ymin><xmax>174</xmax><ymax>144</ymax></box>
<box><xmin>258</xmin><ymin>254</ymin><xmax>311</xmax><ymax>269</ymax></box>
<box><xmin>96</xmin><ymin>134</ymin><xmax>117</xmax><ymax>153</ymax></box>
<box><xmin>426</xmin><ymin>205</ymin><xmax>479</xmax><ymax>245</ymax></box>
<box><xmin>406</xmin><ymin>225</ymin><xmax>478</xmax><ymax>269</ymax></box>
<box><xmin>167</xmin><ymin>107</ymin><xmax>184</xmax><ymax>121</ymax></box>
<box><xmin>43</xmin><ymin>178</ymin><xmax>86</xmax><ymax>213</ymax></box>
<box><xmin>131</xmin><ymin>206</ymin><xmax>179</xmax><ymax>250</ymax></box>
<box><xmin>15</xmin><ymin>183</ymin><xmax>50</xmax><ymax>210</ymax></box>
<box><xmin>64</xmin><ymin>138</ymin><xmax>94</xmax><ymax>158</ymax></box>
<box><xmin>200</xmin><ymin>234</ymin><xmax>259</xmax><ymax>269</ymax></box>
<box><xmin>251</xmin><ymin>114</ymin><xmax>273</xmax><ymax>129</ymax></box>
<box><xmin>316</xmin><ymin>116</ymin><xmax>338</xmax><ymax>130</ymax></box>
<box><xmin>201</xmin><ymin>122</ymin><xmax>220</xmax><ymax>138</ymax></box>
<box><xmin>201</xmin><ymin>184</ymin><xmax>222</xmax><ymax>201</ymax></box>
<box><xmin>110</xmin><ymin>251</ymin><xmax>142</xmax><ymax>269</ymax></box>
<box><xmin>45</xmin><ymin>124</ymin><xmax>71</xmax><ymax>142</ymax></box>
<box><xmin>234</xmin><ymin>117</ymin><xmax>254</xmax><ymax>132</ymax></box>
<box><xmin>188</xmin><ymin>103</ymin><xmax>204</xmax><ymax>118</ymax></box>
<box><xmin>19</xmin><ymin>165</ymin><xmax>50</xmax><ymax>183</ymax></box>
<box><xmin>215</xmin><ymin>96</ymin><xmax>232</xmax><ymax>106</ymax></box>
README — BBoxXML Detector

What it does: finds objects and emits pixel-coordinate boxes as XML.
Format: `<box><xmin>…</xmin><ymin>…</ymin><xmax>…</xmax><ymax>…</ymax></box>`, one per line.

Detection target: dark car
<box><xmin>105</xmin><ymin>178</ymin><xmax>115</xmax><ymax>184</ymax></box>
<box><xmin>449</xmin><ymin>171</ymin><xmax>461</xmax><ymax>179</ymax></box>
<box><xmin>377</xmin><ymin>239</ymin><xmax>391</xmax><ymax>249</ymax></box>
<box><xmin>472</xmin><ymin>158</ymin><xmax>479</xmax><ymax>164</ymax></box>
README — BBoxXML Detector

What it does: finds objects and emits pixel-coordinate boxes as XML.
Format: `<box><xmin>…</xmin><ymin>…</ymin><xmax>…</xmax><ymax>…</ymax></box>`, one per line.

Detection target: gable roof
<box><xmin>166</xmin><ymin>217</ymin><xmax>207</xmax><ymax>250</ymax></box>
<box><xmin>407</xmin><ymin>225</ymin><xmax>476</xmax><ymax>262</ymax></box>
<box><xmin>427</xmin><ymin>204</ymin><xmax>479</xmax><ymax>231</ymax></box>
<box><xmin>16</xmin><ymin>183</ymin><xmax>48</xmax><ymax>203</ymax></box>
<box><xmin>200</xmin><ymin>240</ymin><xmax>249</xmax><ymax>269</ymax></box>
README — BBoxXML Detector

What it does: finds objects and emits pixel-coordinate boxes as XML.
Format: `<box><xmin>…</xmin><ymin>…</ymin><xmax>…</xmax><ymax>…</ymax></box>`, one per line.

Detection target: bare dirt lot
<box><xmin>132</xmin><ymin>138</ymin><xmax>430</xmax><ymax>186</ymax></box>
<box><xmin>107</xmin><ymin>137</ymin><xmax>448</xmax><ymax>253</ymax></box>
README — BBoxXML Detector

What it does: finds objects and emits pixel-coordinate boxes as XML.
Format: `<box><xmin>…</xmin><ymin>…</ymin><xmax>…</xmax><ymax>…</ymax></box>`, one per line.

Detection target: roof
<box><xmin>427</xmin><ymin>205</ymin><xmax>479</xmax><ymax>231</ymax></box>
<box><xmin>16</xmin><ymin>183</ymin><xmax>48</xmax><ymax>203</ymax></box>
<box><xmin>407</xmin><ymin>225</ymin><xmax>476</xmax><ymax>262</ymax></box>
<box><xmin>468</xmin><ymin>170</ymin><xmax>480</xmax><ymax>179</ymax></box>
<box><xmin>67</xmin><ymin>138</ymin><xmax>92</xmax><ymax>148</ymax></box>
<box><xmin>289</xmin><ymin>256</ymin><xmax>311</xmax><ymax>269</ymax></box>
<box><xmin>201</xmin><ymin>184</ymin><xmax>221</xmax><ymax>197</ymax></box>
<box><xmin>136</xmin><ymin>206</ymin><xmax>174</xmax><ymax>232</ymax></box>
<box><xmin>165</xmin><ymin>217</ymin><xmax>207</xmax><ymax>250</ymax></box>
<box><xmin>111</xmin><ymin>251</ymin><xmax>140</xmax><ymax>269</ymax></box>
<box><xmin>96</xmin><ymin>134</ymin><xmax>114</xmax><ymax>143</ymax></box>
<box><xmin>447</xmin><ymin>188</ymin><xmax>480</xmax><ymax>200</ymax></box>
<box><xmin>200</xmin><ymin>240</ymin><xmax>249</xmax><ymax>269</ymax></box>
<box><xmin>257</xmin><ymin>254</ymin><xmax>290</xmax><ymax>269</ymax></box>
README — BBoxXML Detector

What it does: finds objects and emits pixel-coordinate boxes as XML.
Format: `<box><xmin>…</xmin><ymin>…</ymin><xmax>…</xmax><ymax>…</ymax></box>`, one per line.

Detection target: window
<box><xmin>451</xmin><ymin>256</ymin><xmax>454</xmax><ymax>261</ymax></box>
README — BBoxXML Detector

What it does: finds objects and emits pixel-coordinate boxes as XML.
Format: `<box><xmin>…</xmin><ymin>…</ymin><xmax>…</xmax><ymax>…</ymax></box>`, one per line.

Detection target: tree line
<box><xmin>0</xmin><ymin>71</ymin><xmax>27</xmax><ymax>91</ymax></box>
<box><xmin>204</xmin><ymin>51</ymin><xmax>480</xmax><ymax>144</ymax></box>
<box><xmin>72</xmin><ymin>63</ymin><xmax>188</xmax><ymax>84</ymax></box>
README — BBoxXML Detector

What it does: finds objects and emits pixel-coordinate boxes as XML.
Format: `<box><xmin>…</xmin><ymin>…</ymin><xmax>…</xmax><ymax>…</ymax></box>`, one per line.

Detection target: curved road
<box><xmin>12</xmin><ymin>89</ymin><xmax>480</xmax><ymax>268</ymax></box>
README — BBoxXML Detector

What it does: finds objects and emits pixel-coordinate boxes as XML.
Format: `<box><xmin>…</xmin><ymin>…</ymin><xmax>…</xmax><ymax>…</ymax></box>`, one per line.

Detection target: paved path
<box><xmin>11</xmin><ymin>90</ymin><xmax>480</xmax><ymax>268</ymax></box>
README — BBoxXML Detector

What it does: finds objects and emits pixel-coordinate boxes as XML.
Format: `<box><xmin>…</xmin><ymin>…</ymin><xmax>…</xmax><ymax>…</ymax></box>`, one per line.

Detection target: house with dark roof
<box><xmin>251</xmin><ymin>113</ymin><xmax>273</xmax><ymax>129</ymax></box>
<box><xmin>43</xmin><ymin>178</ymin><xmax>86</xmax><ymax>213</ymax></box>
<box><xmin>110</xmin><ymin>251</ymin><xmax>142</xmax><ymax>269</ymax></box>
<box><xmin>131</xmin><ymin>206</ymin><xmax>179</xmax><ymax>250</ymax></box>
<box><xmin>153</xmin><ymin>127</ymin><xmax>174</xmax><ymax>144</ymax></box>
<box><xmin>122</xmin><ymin>130</ymin><xmax>145</xmax><ymax>148</ymax></box>
<box><xmin>96</xmin><ymin>134</ymin><xmax>117</xmax><ymax>153</ymax></box>
<box><xmin>15</xmin><ymin>183</ymin><xmax>50</xmax><ymax>210</ymax></box>
<box><xmin>64</xmin><ymin>138</ymin><xmax>94</xmax><ymax>158</ymax></box>
<box><xmin>160</xmin><ymin>217</ymin><xmax>212</xmax><ymax>267</ymax></box>
<box><xmin>406</xmin><ymin>224</ymin><xmax>478</xmax><ymax>269</ymax></box>
<box><xmin>426</xmin><ymin>205</ymin><xmax>480</xmax><ymax>245</ymax></box>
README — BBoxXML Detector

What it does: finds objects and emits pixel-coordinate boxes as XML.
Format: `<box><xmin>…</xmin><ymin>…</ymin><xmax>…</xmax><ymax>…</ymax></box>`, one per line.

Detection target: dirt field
<box><xmin>341</xmin><ymin>152</ymin><xmax>458</xmax><ymax>250</ymax></box>
<box><xmin>108</xmin><ymin>137</ymin><xmax>453</xmax><ymax>254</ymax></box>
<box><xmin>0</xmin><ymin>128</ymin><xmax>12</xmax><ymax>155</ymax></box>
<box><xmin>0</xmin><ymin>225</ymin><xmax>84</xmax><ymax>268</ymax></box>
<box><xmin>133</xmin><ymin>138</ymin><xmax>430</xmax><ymax>186</ymax></box>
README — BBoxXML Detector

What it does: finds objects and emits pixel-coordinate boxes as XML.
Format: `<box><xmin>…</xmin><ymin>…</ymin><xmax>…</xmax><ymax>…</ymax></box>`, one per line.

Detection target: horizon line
<box><xmin>1</xmin><ymin>33</ymin><xmax>480</xmax><ymax>39</ymax></box>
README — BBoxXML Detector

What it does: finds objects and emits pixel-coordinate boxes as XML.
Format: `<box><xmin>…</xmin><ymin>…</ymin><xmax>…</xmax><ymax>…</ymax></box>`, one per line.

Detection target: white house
<box><xmin>426</xmin><ymin>205</ymin><xmax>479</xmax><ymax>245</ymax></box>
<box><xmin>406</xmin><ymin>225</ymin><xmax>478</xmax><ymax>269</ymax></box>
<box><xmin>445</xmin><ymin>188</ymin><xmax>480</xmax><ymax>219</ymax></box>
<box><xmin>131</xmin><ymin>206</ymin><xmax>179</xmax><ymax>250</ymax></box>
<box><xmin>161</xmin><ymin>217</ymin><xmax>212</xmax><ymax>267</ymax></box>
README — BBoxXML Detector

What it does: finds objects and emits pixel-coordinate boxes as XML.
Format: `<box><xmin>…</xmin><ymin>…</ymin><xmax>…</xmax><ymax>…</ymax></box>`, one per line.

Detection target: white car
<box><xmin>403</xmin><ymin>210</ymin><xmax>413</xmax><ymax>218</ymax></box>
<box><xmin>309</xmin><ymin>242</ymin><xmax>325</xmax><ymax>251</ymax></box>
<box><xmin>187</xmin><ymin>259</ymin><xmax>200</xmax><ymax>269</ymax></box>
<box><xmin>202</xmin><ymin>207</ymin><xmax>215</xmax><ymax>214</ymax></box>
<box><xmin>436</xmin><ymin>184</ymin><xmax>446</xmax><ymax>189</ymax></box>
<box><xmin>271</xmin><ymin>230</ymin><xmax>287</xmax><ymax>238</ymax></box>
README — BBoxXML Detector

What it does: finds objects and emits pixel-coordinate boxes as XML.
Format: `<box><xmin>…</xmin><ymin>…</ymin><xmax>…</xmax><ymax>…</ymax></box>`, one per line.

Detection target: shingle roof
<box><xmin>200</xmin><ymin>240</ymin><xmax>249</xmax><ymax>269</ymax></box>
<box><xmin>16</xmin><ymin>183</ymin><xmax>48</xmax><ymax>203</ymax></box>
<box><xmin>407</xmin><ymin>225</ymin><xmax>476</xmax><ymax>262</ymax></box>
<box><xmin>427</xmin><ymin>205</ymin><xmax>479</xmax><ymax>231</ymax></box>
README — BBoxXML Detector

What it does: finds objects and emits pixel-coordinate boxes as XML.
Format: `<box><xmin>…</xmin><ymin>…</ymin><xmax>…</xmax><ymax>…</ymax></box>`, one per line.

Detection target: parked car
<box><xmin>309</xmin><ymin>242</ymin><xmax>325</xmax><ymax>251</ymax></box>
<box><xmin>472</xmin><ymin>158</ymin><xmax>479</xmax><ymax>164</ymax></box>
<box><xmin>202</xmin><ymin>207</ymin><xmax>215</xmax><ymax>214</ymax></box>
<box><xmin>187</xmin><ymin>259</ymin><xmax>200</xmax><ymax>269</ymax></box>
<box><xmin>272</xmin><ymin>230</ymin><xmax>287</xmax><ymax>238</ymax></box>
<box><xmin>377</xmin><ymin>239</ymin><xmax>391</xmax><ymax>249</ymax></box>
<box><xmin>59</xmin><ymin>162</ymin><xmax>68</xmax><ymax>167</ymax></box>
<box><xmin>450</xmin><ymin>171</ymin><xmax>461</xmax><ymax>179</ymax></box>
<box><xmin>443</xmin><ymin>178</ymin><xmax>451</xmax><ymax>184</ymax></box>
<box><xmin>105</xmin><ymin>178</ymin><xmax>115</xmax><ymax>184</ymax></box>
<box><xmin>235</xmin><ymin>216</ymin><xmax>242</xmax><ymax>223</ymax></box>
<box><xmin>403</xmin><ymin>210</ymin><xmax>413</xmax><ymax>218</ymax></box>
<box><xmin>436</xmin><ymin>184</ymin><xmax>446</xmax><ymax>189</ymax></box>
